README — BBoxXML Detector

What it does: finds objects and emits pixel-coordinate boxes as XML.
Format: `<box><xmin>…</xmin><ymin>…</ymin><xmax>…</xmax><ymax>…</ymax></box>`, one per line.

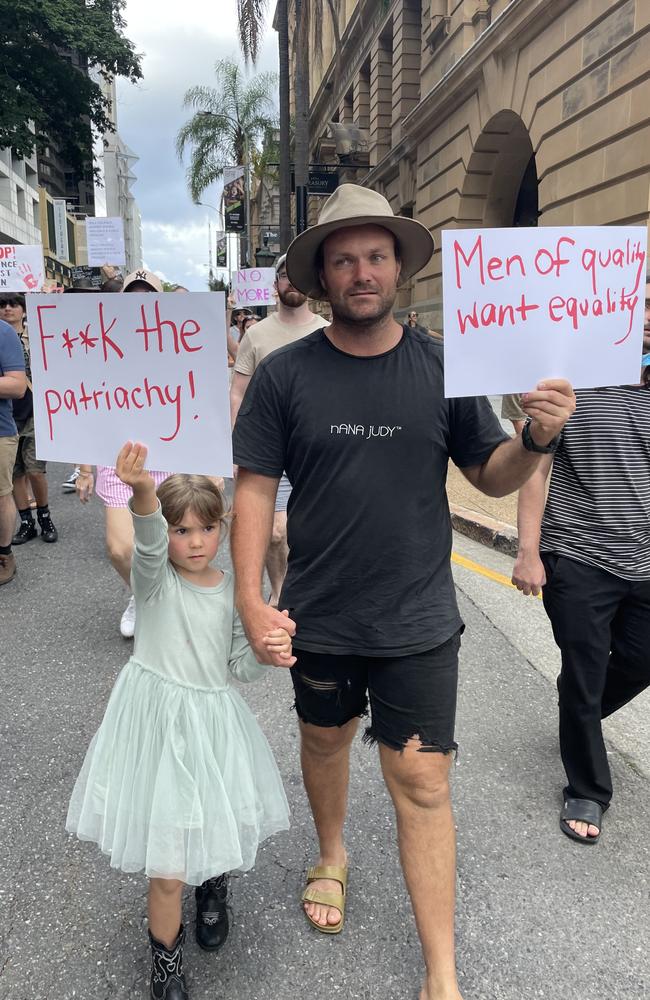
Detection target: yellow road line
<box><xmin>451</xmin><ymin>551</ymin><xmax>542</xmax><ymax>599</ymax></box>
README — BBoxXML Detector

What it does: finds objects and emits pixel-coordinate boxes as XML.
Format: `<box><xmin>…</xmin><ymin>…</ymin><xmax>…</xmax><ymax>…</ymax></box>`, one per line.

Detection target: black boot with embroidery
<box><xmin>149</xmin><ymin>924</ymin><xmax>188</xmax><ymax>1000</ymax></box>
<box><xmin>195</xmin><ymin>874</ymin><xmax>229</xmax><ymax>952</ymax></box>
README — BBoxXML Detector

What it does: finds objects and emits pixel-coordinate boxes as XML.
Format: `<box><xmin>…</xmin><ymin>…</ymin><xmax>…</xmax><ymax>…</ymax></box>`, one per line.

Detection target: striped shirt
<box><xmin>540</xmin><ymin>385</ymin><xmax>650</xmax><ymax>580</ymax></box>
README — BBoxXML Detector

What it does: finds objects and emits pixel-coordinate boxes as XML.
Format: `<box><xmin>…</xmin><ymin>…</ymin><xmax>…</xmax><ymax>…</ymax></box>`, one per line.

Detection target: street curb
<box><xmin>450</xmin><ymin>503</ymin><xmax>518</xmax><ymax>558</ymax></box>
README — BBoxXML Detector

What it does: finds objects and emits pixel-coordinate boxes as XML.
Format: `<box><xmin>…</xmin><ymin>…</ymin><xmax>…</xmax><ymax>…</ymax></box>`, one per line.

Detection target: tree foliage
<box><xmin>237</xmin><ymin>0</ymin><xmax>270</xmax><ymax>64</ymax></box>
<box><xmin>176</xmin><ymin>58</ymin><xmax>278</xmax><ymax>205</ymax></box>
<box><xmin>0</xmin><ymin>0</ymin><xmax>142</xmax><ymax>171</ymax></box>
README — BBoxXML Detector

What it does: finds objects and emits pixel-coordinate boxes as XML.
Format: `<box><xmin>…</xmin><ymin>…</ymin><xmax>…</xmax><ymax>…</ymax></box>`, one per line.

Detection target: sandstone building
<box><xmin>301</xmin><ymin>0</ymin><xmax>650</xmax><ymax>329</ymax></box>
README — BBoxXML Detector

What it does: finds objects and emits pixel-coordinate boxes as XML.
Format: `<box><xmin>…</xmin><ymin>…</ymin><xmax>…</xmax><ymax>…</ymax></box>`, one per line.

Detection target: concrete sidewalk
<box><xmin>445</xmin><ymin>395</ymin><xmax>520</xmax><ymax>556</ymax></box>
<box><xmin>446</xmin><ymin>462</ymin><xmax>519</xmax><ymax>557</ymax></box>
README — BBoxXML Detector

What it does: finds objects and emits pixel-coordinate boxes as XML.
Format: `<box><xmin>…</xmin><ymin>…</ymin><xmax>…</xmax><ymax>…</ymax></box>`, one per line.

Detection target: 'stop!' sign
<box><xmin>441</xmin><ymin>226</ymin><xmax>647</xmax><ymax>398</ymax></box>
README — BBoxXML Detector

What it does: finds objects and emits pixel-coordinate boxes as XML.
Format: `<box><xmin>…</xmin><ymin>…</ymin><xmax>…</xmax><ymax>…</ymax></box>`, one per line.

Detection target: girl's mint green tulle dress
<box><xmin>66</xmin><ymin>504</ymin><xmax>290</xmax><ymax>885</ymax></box>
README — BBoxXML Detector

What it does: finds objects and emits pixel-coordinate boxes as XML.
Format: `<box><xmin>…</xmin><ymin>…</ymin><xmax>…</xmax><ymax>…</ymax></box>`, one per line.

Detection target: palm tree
<box><xmin>236</xmin><ymin>1</ymin><xmax>342</xmax><ymax>239</ymax></box>
<box><xmin>175</xmin><ymin>58</ymin><xmax>278</xmax><ymax>204</ymax></box>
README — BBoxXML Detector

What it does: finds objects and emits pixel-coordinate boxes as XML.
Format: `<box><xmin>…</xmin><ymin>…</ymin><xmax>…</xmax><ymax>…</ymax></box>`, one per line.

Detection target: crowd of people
<box><xmin>1</xmin><ymin>181</ymin><xmax>648</xmax><ymax>1000</ymax></box>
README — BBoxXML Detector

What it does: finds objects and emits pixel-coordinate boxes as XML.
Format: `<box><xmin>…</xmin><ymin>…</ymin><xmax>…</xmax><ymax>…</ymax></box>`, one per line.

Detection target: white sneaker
<box><xmin>120</xmin><ymin>595</ymin><xmax>136</xmax><ymax>638</ymax></box>
<box><xmin>62</xmin><ymin>467</ymin><xmax>81</xmax><ymax>492</ymax></box>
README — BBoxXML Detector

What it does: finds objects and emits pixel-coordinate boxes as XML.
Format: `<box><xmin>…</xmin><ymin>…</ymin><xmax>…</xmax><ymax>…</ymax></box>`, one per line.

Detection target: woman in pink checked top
<box><xmin>76</xmin><ymin>463</ymin><xmax>172</xmax><ymax>637</ymax></box>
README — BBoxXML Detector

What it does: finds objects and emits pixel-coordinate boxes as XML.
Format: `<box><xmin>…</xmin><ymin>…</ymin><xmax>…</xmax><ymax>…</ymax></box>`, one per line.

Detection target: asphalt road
<box><xmin>1</xmin><ymin>465</ymin><xmax>648</xmax><ymax>1000</ymax></box>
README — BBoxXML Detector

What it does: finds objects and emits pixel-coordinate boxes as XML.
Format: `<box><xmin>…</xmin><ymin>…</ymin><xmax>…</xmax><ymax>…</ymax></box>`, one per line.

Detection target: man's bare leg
<box><xmin>300</xmin><ymin>716</ymin><xmax>358</xmax><ymax>928</ymax></box>
<box><xmin>380</xmin><ymin>741</ymin><xmax>463</xmax><ymax>1000</ymax></box>
<box><xmin>265</xmin><ymin>510</ymin><xmax>288</xmax><ymax>606</ymax></box>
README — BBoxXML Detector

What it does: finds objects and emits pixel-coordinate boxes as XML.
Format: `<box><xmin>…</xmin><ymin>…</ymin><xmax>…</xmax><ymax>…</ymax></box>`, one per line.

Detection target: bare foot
<box><xmin>303</xmin><ymin>856</ymin><xmax>347</xmax><ymax>929</ymax></box>
<box><xmin>565</xmin><ymin>818</ymin><xmax>600</xmax><ymax>839</ymax></box>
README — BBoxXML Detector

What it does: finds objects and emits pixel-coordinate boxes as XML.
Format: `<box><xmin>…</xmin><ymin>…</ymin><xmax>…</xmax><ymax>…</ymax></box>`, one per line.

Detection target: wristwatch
<box><xmin>521</xmin><ymin>418</ymin><xmax>560</xmax><ymax>454</ymax></box>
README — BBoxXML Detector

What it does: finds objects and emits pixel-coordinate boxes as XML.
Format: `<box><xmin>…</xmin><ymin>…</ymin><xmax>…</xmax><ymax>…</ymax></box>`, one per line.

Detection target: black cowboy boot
<box><xmin>195</xmin><ymin>874</ymin><xmax>229</xmax><ymax>952</ymax></box>
<box><xmin>149</xmin><ymin>924</ymin><xmax>188</xmax><ymax>1000</ymax></box>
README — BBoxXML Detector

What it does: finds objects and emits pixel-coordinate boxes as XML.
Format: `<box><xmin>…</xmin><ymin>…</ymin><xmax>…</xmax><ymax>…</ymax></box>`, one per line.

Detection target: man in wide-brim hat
<box><xmin>231</xmin><ymin>184</ymin><xmax>575</xmax><ymax>998</ymax></box>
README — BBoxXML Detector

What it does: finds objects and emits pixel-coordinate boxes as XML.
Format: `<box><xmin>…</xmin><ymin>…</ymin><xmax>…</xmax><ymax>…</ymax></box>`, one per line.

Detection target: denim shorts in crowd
<box><xmin>290</xmin><ymin>628</ymin><xmax>463</xmax><ymax>754</ymax></box>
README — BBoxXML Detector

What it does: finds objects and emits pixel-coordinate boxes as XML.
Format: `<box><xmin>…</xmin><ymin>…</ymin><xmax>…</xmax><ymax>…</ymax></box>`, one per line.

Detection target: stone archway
<box><xmin>458</xmin><ymin>110</ymin><xmax>538</xmax><ymax>228</ymax></box>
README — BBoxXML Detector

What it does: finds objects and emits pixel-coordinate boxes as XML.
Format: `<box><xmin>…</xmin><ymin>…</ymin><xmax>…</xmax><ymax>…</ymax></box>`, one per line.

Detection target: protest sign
<box><xmin>0</xmin><ymin>244</ymin><xmax>44</xmax><ymax>292</ymax></box>
<box><xmin>26</xmin><ymin>293</ymin><xmax>232</xmax><ymax>476</ymax></box>
<box><xmin>223</xmin><ymin>167</ymin><xmax>246</xmax><ymax>233</ymax></box>
<box><xmin>85</xmin><ymin>217</ymin><xmax>126</xmax><ymax>267</ymax></box>
<box><xmin>71</xmin><ymin>265</ymin><xmax>103</xmax><ymax>289</ymax></box>
<box><xmin>232</xmin><ymin>267</ymin><xmax>276</xmax><ymax>306</ymax></box>
<box><xmin>442</xmin><ymin>226</ymin><xmax>647</xmax><ymax>397</ymax></box>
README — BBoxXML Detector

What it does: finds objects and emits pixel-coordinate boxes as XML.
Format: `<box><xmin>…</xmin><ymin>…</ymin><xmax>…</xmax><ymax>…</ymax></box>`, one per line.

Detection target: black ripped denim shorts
<box><xmin>290</xmin><ymin>628</ymin><xmax>462</xmax><ymax>754</ymax></box>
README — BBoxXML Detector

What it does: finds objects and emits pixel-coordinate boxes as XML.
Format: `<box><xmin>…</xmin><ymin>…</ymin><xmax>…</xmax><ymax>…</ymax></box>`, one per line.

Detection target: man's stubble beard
<box><xmin>328</xmin><ymin>289</ymin><xmax>397</xmax><ymax>330</ymax></box>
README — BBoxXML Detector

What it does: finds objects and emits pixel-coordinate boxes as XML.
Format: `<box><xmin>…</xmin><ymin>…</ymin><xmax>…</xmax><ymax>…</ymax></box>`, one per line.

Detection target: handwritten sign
<box><xmin>26</xmin><ymin>293</ymin><xmax>232</xmax><ymax>476</ymax></box>
<box><xmin>0</xmin><ymin>245</ymin><xmax>44</xmax><ymax>292</ymax></box>
<box><xmin>442</xmin><ymin>226</ymin><xmax>647</xmax><ymax>397</ymax></box>
<box><xmin>232</xmin><ymin>268</ymin><xmax>275</xmax><ymax>306</ymax></box>
<box><xmin>85</xmin><ymin>217</ymin><xmax>126</xmax><ymax>267</ymax></box>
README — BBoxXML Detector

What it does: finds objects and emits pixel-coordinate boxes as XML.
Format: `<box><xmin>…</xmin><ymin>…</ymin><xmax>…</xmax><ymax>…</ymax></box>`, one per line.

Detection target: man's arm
<box><xmin>230</xmin><ymin>371</ymin><xmax>252</xmax><ymax>428</ymax></box>
<box><xmin>511</xmin><ymin>454</ymin><xmax>553</xmax><ymax>596</ymax></box>
<box><xmin>461</xmin><ymin>378</ymin><xmax>574</xmax><ymax>497</ymax></box>
<box><xmin>0</xmin><ymin>370</ymin><xmax>27</xmax><ymax>399</ymax></box>
<box><xmin>231</xmin><ymin>468</ymin><xmax>296</xmax><ymax>666</ymax></box>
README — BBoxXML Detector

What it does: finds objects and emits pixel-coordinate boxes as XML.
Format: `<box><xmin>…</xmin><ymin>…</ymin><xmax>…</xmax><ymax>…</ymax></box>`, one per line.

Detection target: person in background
<box><xmin>0</xmin><ymin>293</ymin><xmax>58</xmax><ymax>546</ymax></box>
<box><xmin>0</xmin><ymin>311</ymin><xmax>26</xmax><ymax>585</ymax></box>
<box><xmin>512</xmin><ymin>278</ymin><xmax>650</xmax><ymax>844</ymax></box>
<box><xmin>230</xmin><ymin>253</ymin><xmax>325</xmax><ymax>608</ymax></box>
<box><xmin>407</xmin><ymin>309</ymin><xmax>427</xmax><ymax>334</ymax></box>
<box><xmin>501</xmin><ymin>393</ymin><xmax>527</xmax><ymax>435</ymax></box>
<box><xmin>241</xmin><ymin>314</ymin><xmax>259</xmax><ymax>335</ymax></box>
<box><xmin>100</xmin><ymin>277</ymin><xmax>124</xmax><ymax>293</ymax></box>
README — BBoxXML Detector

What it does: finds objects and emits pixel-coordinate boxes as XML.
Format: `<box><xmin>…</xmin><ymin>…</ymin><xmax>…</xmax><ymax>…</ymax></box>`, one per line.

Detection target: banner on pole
<box><xmin>53</xmin><ymin>200</ymin><xmax>70</xmax><ymax>261</ymax></box>
<box><xmin>216</xmin><ymin>234</ymin><xmax>227</xmax><ymax>268</ymax></box>
<box><xmin>85</xmin><ymin>217</ymin><xmax>126</xmax><ymax>267</ymax></box>
<box><xmin>0</xmin><ymin>244</ymin><xmax>44</xmax><ymax>291</ymax></box>
<box><xmin>26</xmin><ymin>292</ymin><xmax>232</xmax><ymax>476</ymax></box>
<box><xmin>223</xmin><ymin>167</ymin><xmax>246</xmax><ymax>233</ymax></box>
<box><xmin>441</xmin><ymin>226</ymin><xmax>647</xmax><ymax>397</ymax></box>
<box><xmin>232</xmin><ymin>268</ymin><xmax>275</xmax><ymax>306</ymax></box>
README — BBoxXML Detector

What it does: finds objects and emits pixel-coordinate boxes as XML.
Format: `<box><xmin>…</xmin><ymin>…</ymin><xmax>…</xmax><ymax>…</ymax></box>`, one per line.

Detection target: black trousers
<box><xmin>541</xmin><ymin>553</ymin><xmax>650</xmax><ymax>810</ymax></box>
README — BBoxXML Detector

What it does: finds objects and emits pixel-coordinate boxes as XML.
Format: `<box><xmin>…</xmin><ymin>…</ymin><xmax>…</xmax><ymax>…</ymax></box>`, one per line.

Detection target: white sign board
<box><xmin>232</xmin><ymin>267</ymin><xmax>276</xmax><ymax>307</ymax></box>
<box><xmin>26</xmin><ymin>293</ymin><xmax>232</xmax><ymax>476</ymax></box>
<box><xmin>85</xmin><ymin>216</ymin><xmax>126</xmax><ymax>267</ymax></box>
<box><xmin>442</xmin><ymin>226</ymin><xmax>647</xmax><ymax>397</ymax></box>
<box><xmin>0</xmin><ymin>244</ymin><xmax>44</xmax><ymax>292</ymax></box>
<box><xmin>53</xmin><ymin>199</ymin><xmax>69</xmax><ymax>261</ymax></box>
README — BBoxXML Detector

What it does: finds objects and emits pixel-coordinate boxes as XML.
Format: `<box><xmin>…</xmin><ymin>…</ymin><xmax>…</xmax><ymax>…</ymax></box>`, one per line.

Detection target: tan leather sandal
<box><xmin>301</xmin><ymin>864</ymin><xmax>348</xmax><ymax>935</ymax></box>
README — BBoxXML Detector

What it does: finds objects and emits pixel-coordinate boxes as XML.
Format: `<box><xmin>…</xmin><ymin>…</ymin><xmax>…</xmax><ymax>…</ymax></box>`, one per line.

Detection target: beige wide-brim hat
<box><xmin>285</xmin><ymin>183</ymin><xmax>434</xmax><ymax>299</ymax></box>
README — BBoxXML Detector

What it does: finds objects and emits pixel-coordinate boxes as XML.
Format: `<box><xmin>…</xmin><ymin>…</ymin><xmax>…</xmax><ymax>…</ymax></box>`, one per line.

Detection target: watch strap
<box><xmin>521</xmin><ymin>418</ymin><xmax>559</xmax><ymax>454</ymax></box>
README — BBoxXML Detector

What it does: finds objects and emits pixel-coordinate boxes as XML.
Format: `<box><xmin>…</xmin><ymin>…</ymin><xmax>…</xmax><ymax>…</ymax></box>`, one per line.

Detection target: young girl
<box><xmin>66</xmin><ymin>442</ymin><xmax>291</xmax><ymax>999</ymax></box>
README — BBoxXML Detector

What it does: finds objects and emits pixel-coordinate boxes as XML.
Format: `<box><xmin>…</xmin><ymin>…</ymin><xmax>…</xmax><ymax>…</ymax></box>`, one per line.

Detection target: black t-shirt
<box><xmin>233</xmin><ymin>326</ymin><xmax>508</xmax><ymax>656</ymax></box>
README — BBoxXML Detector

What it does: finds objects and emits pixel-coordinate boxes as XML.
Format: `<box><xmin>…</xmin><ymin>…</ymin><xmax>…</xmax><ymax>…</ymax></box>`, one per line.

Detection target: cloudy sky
<box><xmin>115</xmin><ymin>0</ymin><xmax>279</xmax><ymax>289</ymax></box>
